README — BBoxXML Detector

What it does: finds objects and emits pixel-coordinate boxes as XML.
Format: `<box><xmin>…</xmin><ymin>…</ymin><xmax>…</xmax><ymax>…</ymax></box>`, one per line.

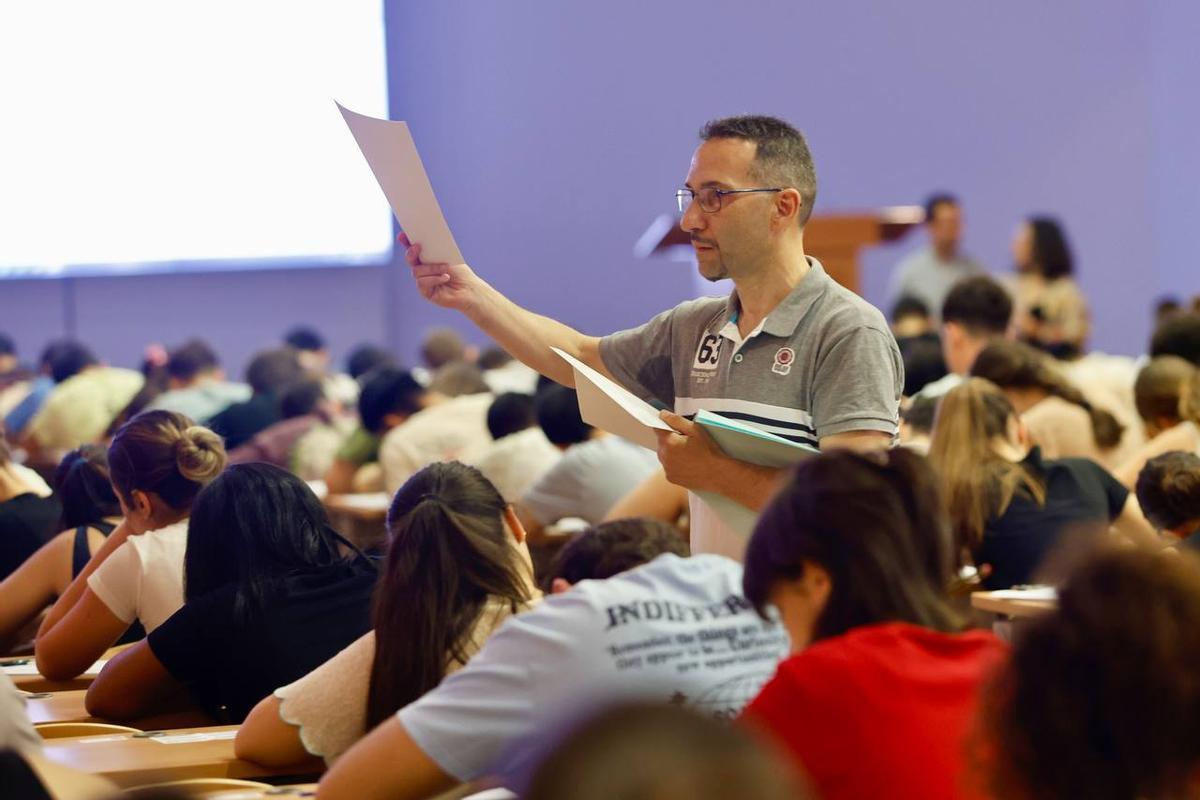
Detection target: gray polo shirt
<box><xmin>600</xmin><ymin>258</ymin><xmax>902</xmax><ymax>557</ymax></box>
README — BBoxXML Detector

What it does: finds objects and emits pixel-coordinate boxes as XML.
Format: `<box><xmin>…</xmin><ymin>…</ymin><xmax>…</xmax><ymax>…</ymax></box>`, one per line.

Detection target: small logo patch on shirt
<box><xmin>771</xmin><ymin>347</ymin><xmax>794</xmax><ymax>375</ymax></box>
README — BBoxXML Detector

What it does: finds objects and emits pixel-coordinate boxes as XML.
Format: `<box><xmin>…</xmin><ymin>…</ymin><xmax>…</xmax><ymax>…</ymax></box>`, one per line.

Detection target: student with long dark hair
<box><xmin>928</xmin><ymin>378</ymin><xmax>1159</xmax><ymax>589</ymax></box>
<box><xmin>739</xmin><ymin>448</ymin><xmax>1006</xmax><ymax>800</ymax></box>
<box><xmin>0</xmin><ymin>445</ymin><xmax>125</xmax><ymax>651</ymax></box>
<box><xmin>235</xmin><ymin>461</ymin><xmax>538</xmax><ymax>766</ymax></box>
<box><xmin>35</xmin><ymin>410</ymin><xmax>225</xmax><ymax>680</ymax></box>
<box><xmin>1010</xmin><ymin>215</ymin><xmax>1089</xmax><ymax>357</ymax></box>
<box><xmin>85</xmin><ymin>463</ymin><xmax>377</xmax><ymax>722</ymax></box>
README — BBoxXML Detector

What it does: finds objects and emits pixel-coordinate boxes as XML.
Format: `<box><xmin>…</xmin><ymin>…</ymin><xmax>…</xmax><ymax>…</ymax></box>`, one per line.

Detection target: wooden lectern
<box><xmin>634</xmin><ymin>207</ymin><xmax>923</xmax><ymax>295</ymax></box>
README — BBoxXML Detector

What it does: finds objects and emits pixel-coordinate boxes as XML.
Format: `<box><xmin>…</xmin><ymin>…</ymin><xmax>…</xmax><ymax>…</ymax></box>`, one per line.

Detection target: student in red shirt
<box><xmin>740</xmin><ymin>448</ymin><xmax>1006</xmax><ymax>800</ymax></box>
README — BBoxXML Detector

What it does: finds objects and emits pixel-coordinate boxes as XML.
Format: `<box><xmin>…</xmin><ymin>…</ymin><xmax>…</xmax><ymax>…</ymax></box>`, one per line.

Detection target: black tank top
<box><xmin>71</xmin><ymin>521</ymin><xmax>145</xmax><ymax>644</ymax></box>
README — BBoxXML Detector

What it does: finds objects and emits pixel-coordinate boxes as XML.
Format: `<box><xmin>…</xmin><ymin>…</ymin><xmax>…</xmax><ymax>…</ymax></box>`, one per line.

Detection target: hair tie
<box><xmin>418</xmin><ymin>493</ymin><xmax>441</xmax><ymax>504</ymax></box>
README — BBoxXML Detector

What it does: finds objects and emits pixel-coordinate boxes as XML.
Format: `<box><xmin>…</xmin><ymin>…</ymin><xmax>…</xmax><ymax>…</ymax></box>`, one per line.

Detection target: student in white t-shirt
<box><xmin>34</xmin><ymin>410</ymin><xmax>225</xmax><ymax>680</ymax></box>
<box><xmin>234</xmin><ymin>461</ymin><xmax>540</xmax><ymax>766</ymax></box>
<box><xmin>317</xmin><ymin>548</ymin><xmax>789</xmax><ymax>798</ymax></box>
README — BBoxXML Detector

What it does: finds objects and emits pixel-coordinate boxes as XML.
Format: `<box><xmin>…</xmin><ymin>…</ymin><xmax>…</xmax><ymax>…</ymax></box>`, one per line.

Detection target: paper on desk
<box><xmin>152</xmin><ymin>730</ymin><xmax>238</xmax><ymax>745</ymax></box>
<box><xmin>987</xmin><ymin>586</ymin><xmax>1057</xmax><ymax>601</ymax></box>
<box><xmin>336</xmin><ymin>103</ymin><xmax>463</xmax><ymax>264</ymax></box>
<box><xmin>330</xmin><ymin>492</ymin><xmax>390</xmax><ymax>511</ymax></box>
<box><xmin>2</xmin><ymin>658</ymin><xmax>106</xmax><ymax>676</ymax></box>
<box><xmin>551</xmin><ymin>348</ymin><xmax>671</xmax><ymax>450</ymax></box>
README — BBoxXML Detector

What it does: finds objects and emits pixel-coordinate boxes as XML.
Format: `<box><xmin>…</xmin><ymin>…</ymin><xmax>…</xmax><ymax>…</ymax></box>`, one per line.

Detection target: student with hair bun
<box><xmin>86</xmin><ymin>463</ymin><xmax>377</xmax><ymax>722</ymax></box>
<box><xmin>35</xmin><ymin>410</ymin><xmax>225</xmax><ymax>680</ymax></box>
<box><xmin>1136</xmin><ymin>451</ymin><xmax>1200</xmax><ymax>550</ymax></box>
<box><xmin>928</xmin><ymin>378</ymin><xmax>1158</xmax><ymax>589</ymax></box>
<box><xmin>235</xmin><ymin>461</ymin><xmax>538</xmax><ymax>766</ymax></box>
<box><xmin>970</xmin><ymin>339</ymin><xmax>1134</xmax><ymax>469</ymax></box>
<box><xmin>0</xmin><ymin>445</ymin><xmax>125</xmax><ymax>651</ymax></box>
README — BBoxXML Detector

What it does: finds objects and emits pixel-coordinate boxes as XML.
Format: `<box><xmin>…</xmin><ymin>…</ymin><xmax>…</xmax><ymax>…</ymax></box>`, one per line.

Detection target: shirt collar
<box><xmin>722</xmin><ymin>257</ymin><xmax>831</xmax><ymax>338</ymax></box>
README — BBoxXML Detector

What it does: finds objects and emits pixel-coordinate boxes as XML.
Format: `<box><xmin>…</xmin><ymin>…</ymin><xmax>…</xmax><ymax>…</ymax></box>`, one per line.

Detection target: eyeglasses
<box><xmin>675</xmin><ymin>186</ymin><xmax>783</xmax><ymax>214</ymax></box>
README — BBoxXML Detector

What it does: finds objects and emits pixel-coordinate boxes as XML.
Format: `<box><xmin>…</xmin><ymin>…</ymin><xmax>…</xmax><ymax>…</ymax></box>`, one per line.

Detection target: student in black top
<box><xmin>0</xmin><ymin>438</ymin><xmax>59</xmax><ymax>582</ymax></box>
<box><xmin>208</xmin><ymin>348</ymin><xmax>306</xmax><ymax>450</ymax></box>
<box><xmin>0</xmin><ymin>445</ymin><xmax>132</xmax><ymax>651</ymax></box>
<box><xmin>84</xmin><ymin>463</ymin><xmax>377</xmax><ymax>722</ymax></box>
<box><xmin>928</xmin><ymin>378</ymin><xmax>1161</xmax><ymax>589</ymax></box>
<box><xmin>1136</xmin><ymin>451</ymin><xmax>1200</xmax><ymax>550</ymax></box>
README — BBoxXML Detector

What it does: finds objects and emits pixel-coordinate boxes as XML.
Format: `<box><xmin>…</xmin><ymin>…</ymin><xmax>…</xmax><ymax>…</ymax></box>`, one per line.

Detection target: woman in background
<box><xmin>1010</xmin><ymin>216</ymin><xmax>1089</xmax><ymax>357</ymax></box>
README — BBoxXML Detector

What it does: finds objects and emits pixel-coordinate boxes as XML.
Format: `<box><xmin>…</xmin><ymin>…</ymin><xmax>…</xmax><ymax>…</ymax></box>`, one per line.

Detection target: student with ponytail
<box><xmin>234</xmin><ymin>461</ymin><xmax>539</xmax><ymax>767</ymax></box>
<box><xmin>928</xmin><ymin>378</ymin><xmax>1159</xmax><ymax>589</ymax></box>
<box><xmin>970</xmin><ymin>340</ymin><xmax>1136</xmax><ymax>469</ymax></box>
<box><xmin>35</xmin><ymin>410</ymin><xmax>225</xmax><ymax>680</ymax></box>
<box><xmin>86</xmin><ymin>464</ymin><xmax>377</xmax><ymax>722</ymax></box>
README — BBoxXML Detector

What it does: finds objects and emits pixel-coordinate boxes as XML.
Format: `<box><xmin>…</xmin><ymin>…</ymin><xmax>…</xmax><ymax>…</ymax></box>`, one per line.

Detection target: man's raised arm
<box><xmin>403</xmin><ymin>234</ymin><xmax>609</xmax><ymax>387</ymax></box>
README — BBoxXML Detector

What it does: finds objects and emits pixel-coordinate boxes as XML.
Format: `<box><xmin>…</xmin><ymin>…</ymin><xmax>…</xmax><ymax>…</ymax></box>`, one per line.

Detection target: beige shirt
<box><xmin>1011</xmin><ymin>273</ymin><xmax>1091</xmax><ymax>348</ymax></box>
<box><xmin>26</xmin><ymin>367</ymin><xmax>142</xmax><ymax>451</ymax></box>
<box><xmin>379</xmin><ymin>393</ymin><xmax>493</xmax><ymax>496</ymax></box>
<box><xmin>274</xmin><ymin>595</ymin><xmax>538</xmax><ymax>764</ymax></box>
<box><xmin>1022</xmin><ymin>395</ymin><xmax>1134</xmax><ymax>470</ymax></box>
<box><xmin>469</xmin><ymin>427</ymin><xmax>561</xmax><ymax>503</ymax></box>
<box><xmin>87</xmin><ymin>521</ymin><xmax>187</xmax><ymax>631</ymax></box>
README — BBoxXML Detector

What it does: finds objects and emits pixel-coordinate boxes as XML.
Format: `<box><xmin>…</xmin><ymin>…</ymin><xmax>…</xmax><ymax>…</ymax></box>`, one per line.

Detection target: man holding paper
<box><xmin>404</xmin><ymin>114</ymin><xmax>902</xmax><ymax>559</ymax></box>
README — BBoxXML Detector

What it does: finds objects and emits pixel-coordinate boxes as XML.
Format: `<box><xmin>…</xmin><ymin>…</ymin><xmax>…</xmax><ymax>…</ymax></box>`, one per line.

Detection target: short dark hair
<box><xmin>166</xmin><ymin>339</ymin><xmax>220</xmax><ymax>382</ymax></box>
<box><xmin>357</xmin><ymin>367</ymin><xmax>424</xmax><ymax>434</ymax></box>
<box><xmin>283</xmin><ymin>326</ymin><xmax>325</xmax><ymax>353</ymax></box>
<box><xmin>1027</xmin><ymin>216</ymin><xmax>1074</xmax><ymax>279</ymax></box>
<box><xmin>700</xmin><ymin>115</ymin><xmax>818</xmax><ymax>226</ymax></box>
<box><xmin>891</xmin><ymin>295</ymin><xmax>931</xmax><ymax>324</ymax></box>
<box><xmin>478</xmin><ymin>346</ymin><xmax>512</xmax><ymax>370</ymax></box>
<box><xmin>1136</xmin><ymin>451</ymin><xmax>1200</xmax><ymax>531</ymax></box>
<box><xmin>345</xmin><ymin>344</ymin><xmax>395</xmax><ymax>381</ymax></box>
<box><xmin>244</xmin><ymin>347</ymin><xmax>305</xmax><ymax>396</ymax></box>
<box><xmin>981</xmin><ymin>547</ymin><xmax>1200</xmax><ymax>800</ymax></box>
<box><xmin>743</xmin><ymin>449</ymin><xmax>961</xmax><ymax>641</ymax></box>
<box><xmin>52</xmin><ymin>444</ymin><xmax>122</xmax><ymax>531</ymax></box>
<box><xmin>535</xmin><ymin>384</ymin><xmax>592</xmax><ymax>446</ymax></box>
<box><xmin>185</xmin><ymin>463</ymin><xmax>348</xmax><ymax>621</ymax></box>
<box><xmin>923</xmin><ymin>192</ymin><xmax>959</xmax><ymax>223</ymax></box>
<box><xmin>543</xmin><ymin>518</ymin><xmax>689</xmax><ymax>591</ymax></box>
<box><xmin>428</xmin><ymin>361</ymin><xmax>489</xmax><ymax>397</ymax></box>
<box><xmin>0</xmin><ymin>333</ymin><xmax>14</xmax><ymax>357</ymax></box>
<box><xmin>901</xmin><ymin>395</ymin><xmax>939</xmax><ymax>435</ymax></box>
<box><xmin>899</xmin><ymin>334</ymin><xmax>948</xmax><ymax>397</ymax></box>
<box><xmin>280</xmin><ymin>380</ymin><xmax>325</xmax><ymax>420</ymax></box>
<box><xmin>487</xmin><ymin>392</ymin><xmax>537</xmax><ymax>440</ymax></box>
<box><xmin>1150</xmin><ymin>312</ymin><xmax>1200</xmax><ymax>366</ymax></box>
<box><xmin>941</xmin><ymin>276</ymin><xmax>1013</xmax><ymax>337</ymax></box>
<box><xmin>41</xmin><ymin>340</ymin><xmax>97</xmax><ymax>383</ymax></box>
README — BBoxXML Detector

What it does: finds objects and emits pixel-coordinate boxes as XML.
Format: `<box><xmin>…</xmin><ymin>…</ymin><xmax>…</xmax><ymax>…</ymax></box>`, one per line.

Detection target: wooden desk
<box><xmin>323</xmin><ymin>493</ymin><xmax>389</xmax><ymax>552</ymax></box>
<box><xmin>41</xmin><ymin>725</ymin><xmax>324</xmax><ymax>788</ymax></box>
<box><xmin>24</xmin><ymin>689</ymin><xmax>216</xmax><ymax>730</ymax></box>
<box><xmin>971</xmin><ymin>591</ymin><xmax>1057</xmax><ymax>619</ymax></box>
<box><xmin>2</xmin><ymin>645</ymin><xmax>129</xmax><ymax>693</ymax></box>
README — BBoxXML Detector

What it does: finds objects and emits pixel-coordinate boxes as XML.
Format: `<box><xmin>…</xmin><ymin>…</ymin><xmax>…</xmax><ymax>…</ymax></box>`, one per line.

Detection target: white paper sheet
<box><xmin>329</xmin><ymin>492</ymin><xmax>390</xmax><ymax>511</ymax></box>
<box><xmin>986</xmin><ymin>587</ymin><xmax>1057</xmax><ymax>601</ymax></box>
<box><xmin>2</xmin><ymin>658</ymin><xmax>106</xmax><ymax>676</ymax></box>
<box><xmin>551</xmin><ymin>348</ymin><xmax>671</xmax><ymax>450</ymax></box>
<box><xmin>151</xmin><ymin>730</ymin><xmax>238</xmax><ymax>745</ymax></box>
<box><xmin>336</xmin><ymin>103</ymin><xmax>463</xmax><ymax>264</ymax></box>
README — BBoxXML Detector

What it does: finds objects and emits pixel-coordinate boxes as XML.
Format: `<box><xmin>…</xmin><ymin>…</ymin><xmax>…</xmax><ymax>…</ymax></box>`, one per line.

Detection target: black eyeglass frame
<box><xmin>675</xmin><ymin>187</ymin><xmax>784</xmax><ymax>214</ymax></box>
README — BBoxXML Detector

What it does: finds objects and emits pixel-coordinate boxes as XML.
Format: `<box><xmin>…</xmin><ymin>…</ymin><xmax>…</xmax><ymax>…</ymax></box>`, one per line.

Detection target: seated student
<box><xmin>35</xmin><ymin>411</ymin><xmax>226</xmax><ymax>680</ymax></box>
<box><xmin>285</xmin><ymin>325</ymin><xmax>359</xmax><ymax>407</ymax></box>
<box><xmin>470</xmin><ymin>393</ymin><xmax>561</xmax><ymax>503</ymax></box>
<box><xmin>738</xmin><ymin>448</ymin><xmax>1006</xmax><ymax>800</ymax></box>
<box><xmin>518</xmin><ymin>385</ymin><xmax>659</xmax><ymax>537</ymax></box>
<box><xmin>1135</xmin><ymin>356</ymin><xmax>1195</xmax><ymax>439</ymax></box>
<box><xmin>20</xmin><ymin>341</ymin><xmax>142</xmax><ymax>461</ymax></box>
<box><xmin>379</xmin><ymin>372</ymin><xmax>493</xmax><ymax>496</ymax></box>
<box><xmin>891</xmin><ymin>296</ymin><xmax>949</xmax><ymax>397</ymax></box>
<box><xmin>541</xmin><ymin>517</ymin><xmax>688</xmax><ymax>594</ymax></box>
<box><xmin>0</xmin><ymin>334</ymin><xmax>34</xmax><ymax>424</ymax></box>
<box><xmin>101</xmin><ymin>347</ymin><xmax>172</xmax><ymax>439</ymax></box>
<box><xmin>0</xmin><ymin>445</ymin><xmax>126</xmax><ymax>652</ymax></box>
<box><xmin>928</xmin><ymin>378</ymin><xmax>1158</xmax><ymax>590</ymax></box>
<box><xmin>1149</xmin><ymin>310</ymin><xmax>1200</xmax><ymax>366</ymax></box>
<box><xmin>1116</xmin><ymin>364</ymin><xmax>1200</xmax><ymax>487</ymax></box>
<box><xmin>236</xmin><ymin>461</ymin><xmax>539</xmax><ymax>767</ymax></box>
<box><xmin>524</xmin><ymin>702</ymin><xmax>810</xmax><ymax>800</ymax></box>
<box><xmin>0</xmin><ymin>438</ymin><xmax>60</xmax><ymax>582</ymax></box>
<box><xmin>208</xmin><ymin>347</ymin><xmax>305</xmax><ymax>450</ymax></box>
<box><xmin>980</xmin><ymin>547</ymin><xmax>1200</xmax><ymax>800</ymax></box>
<box><xmin>897</xmin><ymin>395</ymin><xmax>938</xmax><ymax>455</ymax></box>
<box><xmin>479</xmin><ymin>346</ymin><xmax>540</xmax><ymax>395</ymax></box>
<box><xmin>147</xmin><ymin>339</ymin><xmax>251</xmax><ymax>424</ymax></box>
<box><xmin>1136</xmin><ymin>451</ymin><xmax>1200</xmax><ymax>550</ymax></box>
<box><xmin>325</xmin><ymin>368</ymin><xmax>426</xmax><ymax>494</ymax></box>
<box><xmin>345</xmin><ymin>343</ymin><xmax>396</xmax><ymax>383</ymax></box>
<box><xmin>3</xmin><ymin>341</ymin><xmax>61</xmax><ymax>441</ymax></box>
<box><xmin>917</xmin><ymin>275</ymin><xmax>1014</xmax><ymax>399</ymax></box>
<box><xmin>228</xmin><ymin>380</ymin><xmax>350</xmax><ymax>477</ymax></box>
<box><xmin>317</xmin><ymin>539</ymin><xmax>789</xmax><ymax>799</ymax></box>
<box><xmin>85</xmin><ymin>463</ymin><xmax>377</xmax><ymax>722</ymax></box>
<box><xmin>971</xmin><ymin>339</ymin><xmax>1135</xmax><ymax>469</ymax></box>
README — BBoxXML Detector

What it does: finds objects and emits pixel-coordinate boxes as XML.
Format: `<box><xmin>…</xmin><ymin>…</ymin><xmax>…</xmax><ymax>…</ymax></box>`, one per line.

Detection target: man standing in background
<box><xmin>888</xmin><ymin>193</ymin><xmax>985</xmax><ymax>318</ymax></box>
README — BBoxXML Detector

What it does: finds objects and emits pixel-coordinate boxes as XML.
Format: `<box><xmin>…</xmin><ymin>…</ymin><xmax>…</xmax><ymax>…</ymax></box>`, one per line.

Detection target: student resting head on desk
<box><xmin>84</xmin><ymin>463</ymin><xmax>378</xmax><ymax>723</ymax></box>
<box><xmin>35</xmin><ymin>410</ymin><xmax>225</xmax><ymax>680</ymax></box>
<box><xmin>0</xmin><ymin>444</ymin><xmax>125</xmax><ymax>653</ymax></box>
<box><xmin>737</xmin><ymin>448</ymin><xmax>1007</xmax><ymax>800</ymax></box>
<box><xmin>235</xmin><ymin>460</ymin><xmax>540</xmax><ymax>767</ymax></box>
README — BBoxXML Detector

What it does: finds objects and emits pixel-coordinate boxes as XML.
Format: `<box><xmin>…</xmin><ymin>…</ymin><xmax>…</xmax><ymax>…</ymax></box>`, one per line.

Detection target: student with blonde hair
<box><xmin>928</xmin><ymin>378</ymin><xmax>1158</xmax><ymax>589</ymax></box>
<box><xmin>34</xmin><ymin>410</ymin><xmax>225</xmax><ymax>680</ymax></box>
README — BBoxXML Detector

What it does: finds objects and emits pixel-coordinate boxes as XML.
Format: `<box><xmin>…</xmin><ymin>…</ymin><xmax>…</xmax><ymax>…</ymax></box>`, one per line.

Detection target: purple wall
<box><xmin>1</xmin><ymin>1</ymin><xmax>1193</xmax><ymax>373</ymax></box>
